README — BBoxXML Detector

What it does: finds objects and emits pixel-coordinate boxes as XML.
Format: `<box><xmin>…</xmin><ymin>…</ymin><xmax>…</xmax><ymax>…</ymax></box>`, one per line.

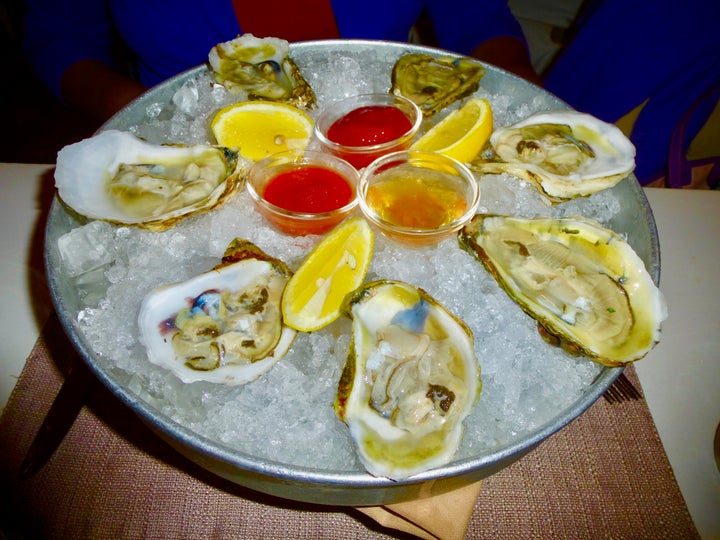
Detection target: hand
<box><xmin>471</xmin><ymin>36</ymin><xmax>542</xmax><ymax>86</ymax></box>
<box><xmin>60</xmin><ymin>60</ymin><xmax>148</xmax><ymax>123</ymax></box>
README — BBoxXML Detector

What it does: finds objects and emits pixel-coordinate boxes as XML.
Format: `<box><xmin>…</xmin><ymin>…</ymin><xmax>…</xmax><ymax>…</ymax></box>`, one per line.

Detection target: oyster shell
<box><xmin>471</xmin><ymin>111</ymin><xmax>636</xmax><ymax>202</ymax></box>
<box><xmin>55</xmin><ymin>130</ymin><xmax>246</xmax><ymax>232</ymax></box>
<box><xmin>459</xmin><ymin>215</ymin><xmax>666</xmax><ymax>366</ymax></box>
<box><xmin>391</xmin><ymin>53</ymin><xmax>485</xmax><ymax>117</ymax></box>
<box><xmin>208</xmin><ymin>34</ymin><xmax>316</xmax><ymax>109</ymax></box>
<box><xmin>335</xmin><ymin>280</ymin><xmax>481</xmax><ymax>480</ymax></box>
<box><xmin>138</xmin><ymin>239</ymin><xmax>296</xmax><ymax>385</ymax></box>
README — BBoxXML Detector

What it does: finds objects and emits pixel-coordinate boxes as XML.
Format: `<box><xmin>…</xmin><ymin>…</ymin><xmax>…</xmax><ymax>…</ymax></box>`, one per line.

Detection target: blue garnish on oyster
<box><xmin>390</xmin><ymin>298</ymin><xmax>430</xmax><ymax>334</ymax></box>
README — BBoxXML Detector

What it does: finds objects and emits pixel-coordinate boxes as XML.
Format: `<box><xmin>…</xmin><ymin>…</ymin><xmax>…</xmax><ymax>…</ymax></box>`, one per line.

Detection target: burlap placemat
<box><xmin>0</xmin><ymin>316</ymin><xmax>698</xmax><ymax>539</ymax></box>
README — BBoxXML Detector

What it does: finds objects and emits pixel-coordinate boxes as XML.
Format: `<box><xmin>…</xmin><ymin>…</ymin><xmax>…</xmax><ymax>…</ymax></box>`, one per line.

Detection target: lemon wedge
<box><xmin>211</xmin><ymin>101</ymin><xmax>314</xmax><ymax>161</ymax></box>
<box><xmin>410</xmin><ymin>97</ymin><xmax>493</xmax><ymax>163</ymax></box>
<box><xmin>282</xmin><ymin>217</ymin><xmax>374</xmax><ymax>332</ymax></box>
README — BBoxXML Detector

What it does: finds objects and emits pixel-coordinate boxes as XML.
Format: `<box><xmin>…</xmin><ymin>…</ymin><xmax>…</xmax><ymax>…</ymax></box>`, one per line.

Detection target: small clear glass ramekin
<box><xmin>314</xmin><ymin>93</ymin><xmax>422</xmax><ymax>170</ymax></box>
<box><xmin>247</xmin><ymin>150</ymin><xmax>359</xmax><ymax>236</ymax></box>
<box><xmin>357</xmin><ymin>150</ymin><xmax>480</xmax><ymax>247</ymax></box>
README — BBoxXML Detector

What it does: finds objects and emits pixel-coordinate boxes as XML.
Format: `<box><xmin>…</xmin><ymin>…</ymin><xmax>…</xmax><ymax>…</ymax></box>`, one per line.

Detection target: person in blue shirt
<box><xmin>23</xmin><ymin>0</ymin><xmax>539</xmax><ymax>122</ymax></box>
<box><xmin>543</xmin><ymin>0</ymin><xmax>720</xmax><ymax>185</ymax></box>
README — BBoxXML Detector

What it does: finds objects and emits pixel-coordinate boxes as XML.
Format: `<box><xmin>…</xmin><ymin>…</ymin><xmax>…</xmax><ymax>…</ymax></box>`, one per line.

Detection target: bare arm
<box><xmin>60</xmin><ymin>59</ymin><xmax>148</xmax><ymax>123</ymax></box>
<box><xmin>471</xmin><ymin>36</ymin><xmax>541</xmax><ymax>86</ymax></box>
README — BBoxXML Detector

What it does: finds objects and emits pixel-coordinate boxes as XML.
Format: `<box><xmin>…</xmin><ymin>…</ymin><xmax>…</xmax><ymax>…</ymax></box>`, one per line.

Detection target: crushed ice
<box><xmin>57</xmin><ymin>48</ymin><xmax>619</xmax><ymax>472</ymax></box>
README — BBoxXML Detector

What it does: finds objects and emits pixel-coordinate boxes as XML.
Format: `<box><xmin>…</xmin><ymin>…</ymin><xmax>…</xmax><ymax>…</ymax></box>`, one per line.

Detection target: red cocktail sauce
<box><xmin>327</xmin><ymin>105</ymin><xmax>413</xmax><ymax>147</ymax></box>
<box><xmin>263</xmin><ymin>165</ymin><xmax>353</xmax><ymax>213</ymax></box>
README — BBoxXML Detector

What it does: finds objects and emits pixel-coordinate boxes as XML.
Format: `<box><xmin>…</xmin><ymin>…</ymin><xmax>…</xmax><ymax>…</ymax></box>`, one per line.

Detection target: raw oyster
<box><xmin>335</xmin><ymin>280</ymin><xmax>481</xmax><ymax>480</ymax></box>
<box><xmin>208</xmin><ymin>34</ymin><xmax>316</xmax><ymax>109</ymax></box>
<box><xmin>55</xmin><ymin>130</ymin><xmax>245</xmax><ymax>232</ymax></box>
<box><xmin>391</xmin><ymin>53</ymin><xmax>485</xmax><ymax>117</ymax></box>
<box><xmin>138</xmin><ymin>239</ymin><xmax>296</xmax><ymax>385</ymax></box>
<box><xmin>471</xmin><ymin>111</ymin><xmax>636</xmax><ymax>202</ymax></box>
<box><xmin>459</xmin><ymin>215</ymin><xmax>666</xmax><ymax>366</ymax></box>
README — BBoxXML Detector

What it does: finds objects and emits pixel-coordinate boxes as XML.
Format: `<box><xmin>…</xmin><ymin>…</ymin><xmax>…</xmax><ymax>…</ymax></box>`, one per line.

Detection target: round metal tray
<box><xmin>44</xmin><ymin>40</ymin><xmax>660</xmax><ymax>506</ymax></box>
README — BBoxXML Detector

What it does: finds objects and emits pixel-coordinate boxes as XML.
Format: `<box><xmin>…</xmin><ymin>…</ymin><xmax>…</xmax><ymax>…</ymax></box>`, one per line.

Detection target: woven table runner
<box><xmin>0</xmin><ymin>316</ymin><xmax>698</xmax><ymax>539</ymax></box>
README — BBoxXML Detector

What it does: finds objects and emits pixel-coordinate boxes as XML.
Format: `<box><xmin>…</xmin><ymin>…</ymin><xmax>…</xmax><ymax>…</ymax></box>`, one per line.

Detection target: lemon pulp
<box><xmin>211</xmin><ymin>101</ymin><xmax>314</xmax><ymax>161</ymax></box>
<box><xmin>410</xmin><ymin>98</ymin><xmax>493</xmax><ymax>163</ymax></box>
<box><xmin>282</xmin><ymin>217</ymin><xmax>374</xmax><ymax>332</ymax></box>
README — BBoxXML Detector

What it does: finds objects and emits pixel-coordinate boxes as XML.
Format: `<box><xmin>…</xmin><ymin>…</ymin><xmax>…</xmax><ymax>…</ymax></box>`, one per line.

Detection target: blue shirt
<box><xmin>544</xmin><ymin>0</ymin><xmax>720</xmax><ymax>183</ymax></box>
<box><xmin>24</xmin><ymin>0</ymin><xmax>525</xmax><ymax>99</ymax></box>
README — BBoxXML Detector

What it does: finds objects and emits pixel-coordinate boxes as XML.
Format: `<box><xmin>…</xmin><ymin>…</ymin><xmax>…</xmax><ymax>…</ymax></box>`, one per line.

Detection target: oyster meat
<box><xmin>208</xmin><ymin>34</ymin><xmax>316</xmax><ymax>109</ymax></box>
<box><xmin>138</xmin><ymin>239</ymin><xmax>296</xmax><ymax>385</ymax></box>
<box><xmin>459</xmin><ymin>215</ymin><xmax>666</xmax><ymax>366</ymax></box>
<box><xmin>55</xmin><ymin>130</ymin><xmax>245</xmax><ymax>231</ymax></box>
<box><xmin>335</xmin><ymin>280</ymin><xmax>481</xmax><ymax>480</ymax></box>
<box><xmin>471</xmin><ymin>111</ymin><xmax>636</xmax><ymax>202</ymax></box>
<box><xmin>391</xmin><ymin>53</ymin><xmax>485</xmax><ymax>117</ymax></box>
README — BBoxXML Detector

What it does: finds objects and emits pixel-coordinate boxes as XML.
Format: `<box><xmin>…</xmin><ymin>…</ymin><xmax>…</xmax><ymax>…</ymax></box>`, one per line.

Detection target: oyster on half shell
<box><xmin>208</xmin><ymin>34</ymin><xmax>316</xmax><ymax>109</ymax></box>
<box><xmin>335</xmin><ymin>280</ymin><xmax>481</xmax><ymax>480</ymax></box>
<box><xmin>391</xmin><ymin>53</ymin><xmax>485</xmax><ymax>117</ymax></box>
<box><xmin>138</xmin><ymin>239</ymin><xmax>296</xmax><ymax>385</ymax></box>
<box><xmin>459</xmin><ymin>215</ymin><xmax>666</xmax><ymax>366</ymax></box>
<box><xmin>471</xmin><ymin>111</ymin><xmax>636</xmax><ymax>202</ymax></box>
<box><xmin>55</xmin><ymin>130</ymin><xmax>246</xmax><ymax>231</ymax></box>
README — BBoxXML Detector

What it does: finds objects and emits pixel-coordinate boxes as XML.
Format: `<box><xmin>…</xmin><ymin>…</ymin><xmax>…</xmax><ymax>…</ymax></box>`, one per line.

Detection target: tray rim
<box><xmin>44</xmin><ymin>38</ymin><xmax>660</xmax><ymax>505</ymax></box>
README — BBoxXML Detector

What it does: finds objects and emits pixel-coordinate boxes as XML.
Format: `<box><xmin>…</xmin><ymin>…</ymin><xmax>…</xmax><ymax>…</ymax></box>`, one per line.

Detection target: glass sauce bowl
<box><xmin>314</xmin><ymin>93</ymin><xmax>422</xmax><ymax>169</ymax></box>
<box><xmin>247</xmin><ymin>150</ymin><xmax>359</xmax><ymax>236</ymax></box>
<box><xmin>357</xmin><ymin>150</ymin><xmax>480</xmax><ymax>246</ymax></box>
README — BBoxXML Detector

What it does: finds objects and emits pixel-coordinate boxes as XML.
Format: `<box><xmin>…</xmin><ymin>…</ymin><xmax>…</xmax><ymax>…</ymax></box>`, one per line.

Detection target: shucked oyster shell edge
<box><xmin>458</xmin><ymin>214</ymin><xmax>667</xmax><ymax>367</ymax></box>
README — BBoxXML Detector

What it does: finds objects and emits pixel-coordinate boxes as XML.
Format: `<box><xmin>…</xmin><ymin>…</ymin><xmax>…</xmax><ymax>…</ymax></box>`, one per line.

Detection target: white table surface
<box><xmin>1</xmin><ymin>162</ymin><xmax>718</xmax><ymax>538</ymax></box>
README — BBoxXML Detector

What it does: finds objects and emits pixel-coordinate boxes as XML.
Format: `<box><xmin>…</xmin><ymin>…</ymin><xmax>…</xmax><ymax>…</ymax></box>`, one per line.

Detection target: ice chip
<box><xmin>145</xmin><ymin>102</ymin><xmax>163</xmax><ymax>119</ymax></box>
<box><xmin>57</xmin><ymin>220</ymin><xmax>115</xmax><ymax>277</ymax></box>
<box><xmin>172</xmin><ymin>79</ymin><xmax>200</xmax><ymax>115</ymax></box>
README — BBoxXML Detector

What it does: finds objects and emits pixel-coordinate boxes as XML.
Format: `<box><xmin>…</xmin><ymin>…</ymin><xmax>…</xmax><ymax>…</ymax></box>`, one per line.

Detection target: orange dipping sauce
<box><xmin>365</xmin><ymin>174</ymin><xmax>468</xmax><ymax>230</ymax></box>
<box><xmin>357</xmin><ymin>151</ymin><xmax>479</xmax><ymax>247</ymax></box>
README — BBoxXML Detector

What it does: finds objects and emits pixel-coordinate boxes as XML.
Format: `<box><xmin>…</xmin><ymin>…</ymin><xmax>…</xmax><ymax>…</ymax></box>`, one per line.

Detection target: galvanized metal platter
<box><xmin>44</xmin><ymin>40</ymin><xmax>660</xmax><ymax>506</ymax></box>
